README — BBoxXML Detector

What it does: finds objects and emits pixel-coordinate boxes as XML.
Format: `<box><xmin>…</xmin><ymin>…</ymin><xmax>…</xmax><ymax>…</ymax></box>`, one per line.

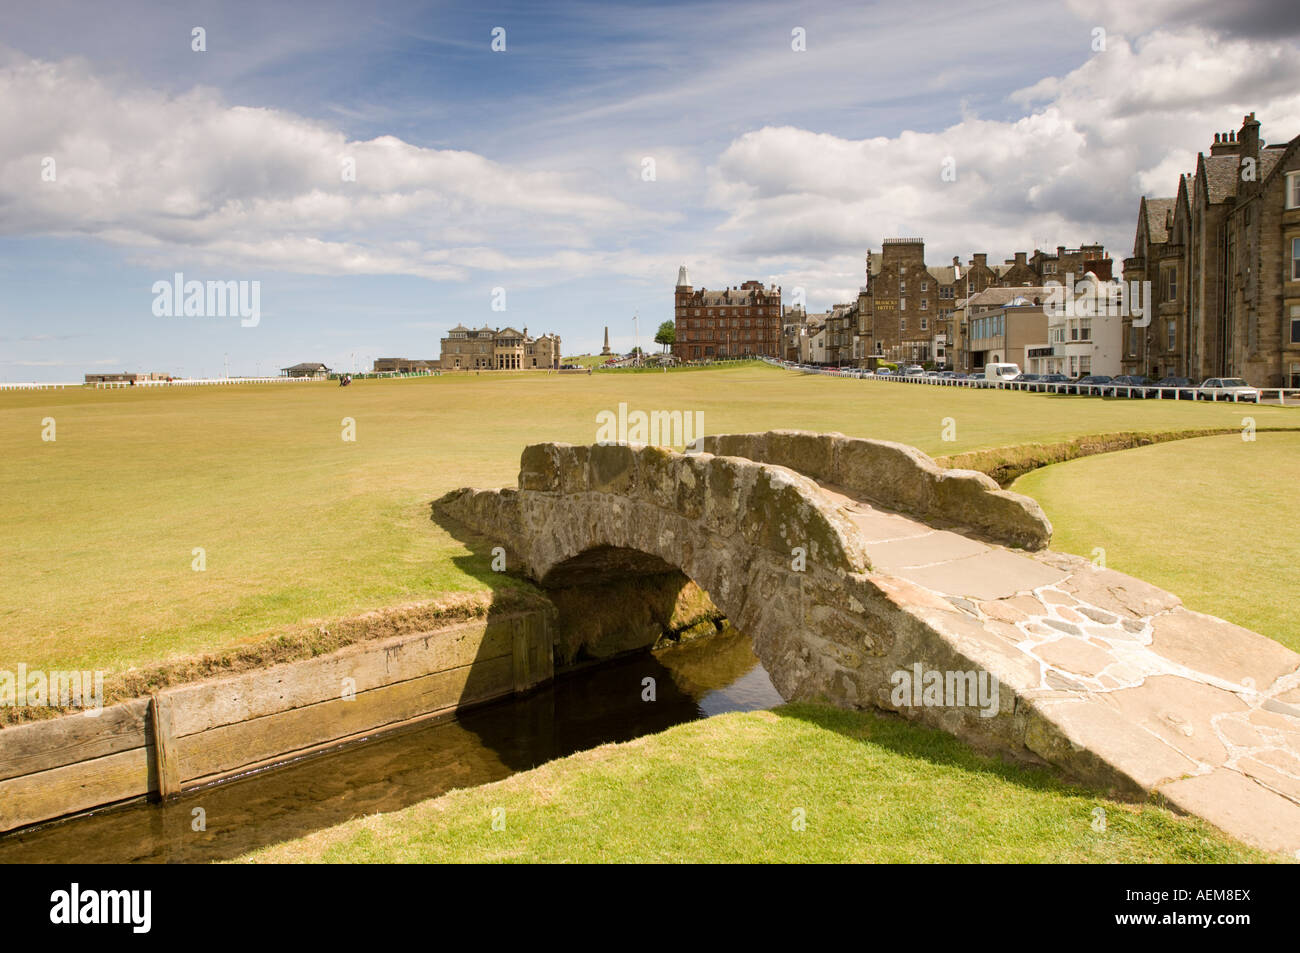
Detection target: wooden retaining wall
<box><xmin>0</xmin><ymin>609</ymin><xmax>553</xmax><ymax>833</ymax></box>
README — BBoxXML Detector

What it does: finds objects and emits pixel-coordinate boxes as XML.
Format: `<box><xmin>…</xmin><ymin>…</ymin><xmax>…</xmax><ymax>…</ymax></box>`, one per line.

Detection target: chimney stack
<box><xmin>1238</xmin><ymin>112</ymin><xmax>1261</xmax><ymax>179</ymax></box>
<box><xmin>1210</xmin><ymin>129</ymin><xmax>1240</xmax><ymax>157</ymax></box>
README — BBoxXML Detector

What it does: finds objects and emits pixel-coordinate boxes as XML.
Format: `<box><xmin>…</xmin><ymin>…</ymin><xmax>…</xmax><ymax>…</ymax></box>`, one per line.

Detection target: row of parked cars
<box><xmin>996</xmin><ymin>372</ymin><xmax>1261</xmax><ymax>401</ymax></box>
<box><xmin>798</xmin><ymin>360</ymin><xmax>1263</xmax><ymax>401</ymax></box>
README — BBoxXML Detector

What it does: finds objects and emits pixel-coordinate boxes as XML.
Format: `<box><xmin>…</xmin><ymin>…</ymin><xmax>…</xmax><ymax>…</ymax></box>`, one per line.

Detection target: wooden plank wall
<box><xmin>0</xmin><ymin>610</ymin><xmax>553</xmax><ymax>833</ymax></box>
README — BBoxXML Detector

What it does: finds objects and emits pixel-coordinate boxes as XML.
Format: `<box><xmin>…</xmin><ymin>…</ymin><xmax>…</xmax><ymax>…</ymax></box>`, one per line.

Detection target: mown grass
<box><xmin>1014</xmin><ymin>431</ymin><xmax>1300</xmax><ymax>651</ymax></box>
<box><xmin>3</xmin><ymin>364</ymin><xmax>1296</xmax><ymax>674</ymax></box>
<box><xmin>237</xmin><ymin>703</ymin><xmax>1270</xmax><ymax>864</ymax></box>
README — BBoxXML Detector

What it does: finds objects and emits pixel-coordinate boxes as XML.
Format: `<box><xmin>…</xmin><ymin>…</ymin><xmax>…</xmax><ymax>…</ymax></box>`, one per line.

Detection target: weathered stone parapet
<box><xmin>699</xmin><ymin>430</ymin><xmax>1052</xmax><ymax>550</ymax></box>
<box><xmin>505</xmin><ymin>441</ymin><xmax>871</xmax><ymax>577</ymax></box>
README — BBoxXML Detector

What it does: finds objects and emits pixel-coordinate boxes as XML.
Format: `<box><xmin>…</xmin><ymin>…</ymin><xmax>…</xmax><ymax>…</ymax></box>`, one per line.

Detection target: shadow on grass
<box><xmin>773</xmin><ymin>700</ymin><xmax>1102</xmax><ymax>803</ymax></box>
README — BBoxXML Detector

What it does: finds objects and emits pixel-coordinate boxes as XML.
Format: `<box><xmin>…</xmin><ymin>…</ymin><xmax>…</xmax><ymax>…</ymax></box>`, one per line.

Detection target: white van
<box><xmin>983</xmin><ymin>362</ymin><xmax>1021</xmax><ymax>382</ymax></box>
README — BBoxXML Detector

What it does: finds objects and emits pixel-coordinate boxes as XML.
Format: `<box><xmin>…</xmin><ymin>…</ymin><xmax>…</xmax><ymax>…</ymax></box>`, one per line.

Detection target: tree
<box><xmin>654</xmin><ymin>320</ymin><xmax>676</xmax><ymax>352</ymax></box>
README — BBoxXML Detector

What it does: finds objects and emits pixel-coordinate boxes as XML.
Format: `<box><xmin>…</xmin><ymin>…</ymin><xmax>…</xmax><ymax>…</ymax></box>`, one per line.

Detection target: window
<box><xmin>900</xmin><ymin>316</ymin><xmax>906</xmax><ymax>331</ymax></box>
<box><xmin>1292</xmin><ymin>305</ymin><xmax>1300</xmax><ymax>344</ymax></box>
<box><xmin>899</xmin><ymin>280</ymin><xmax>907</xmax><ymax>294</ymax></box>
<box><xmin>1288</xmin><ymin>172</ymin><xmax>1300</xmax><ymax>210</ymax></box>
<box><xmin>921</xmin><ymin>299</ymin><xmax>928</xmax><ymax>310</ymax></box>
<box><xmin>1079</xmin><ymin>356</ymin><xmax>1091</xmax><ymax>375</ymax></box>
<box><xmin>921</xmin><ymin>316</ymin><xmax>928</xmax><ymax>331</ymax></box>
<box><xmin>921</xmin><ymin>281</ymin><xmax>928</xmax><ymax>292</ymax></box>
<box><xmin>1079</xmin><ymin>319</ymin><xmax>1091</xmax><ymax>341</ymax></box>
<box><xmin>1168</xmin><ymin>320</ymin><xmax>1176</xmax><ymax>351</ymax></box>
<box><xmin>899</xmin><ymin>298</ymin><xmax>907</xmax><ymax>311</ymax></box>
<box><xmin>1292</xmin><ymin>238</ymin><xmax>1300</xmax><ymax>281</ymax></box>
<box><xmin>1167</xmin><ymin>266</ymin><xmax>1177</xmax><ymax>300</ymax></box>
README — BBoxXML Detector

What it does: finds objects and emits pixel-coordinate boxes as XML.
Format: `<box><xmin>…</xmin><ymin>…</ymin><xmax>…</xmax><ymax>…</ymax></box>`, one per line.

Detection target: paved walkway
<box><xmin>819</xmin><ymin>484</ymin><xmax>1300</xmax><ymax>855</ymax></box>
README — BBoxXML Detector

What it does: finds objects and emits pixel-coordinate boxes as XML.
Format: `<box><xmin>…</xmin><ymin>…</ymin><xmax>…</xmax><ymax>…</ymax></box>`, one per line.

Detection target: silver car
<box><xmin>1197</xmin><ymin>377</ymin><xmax>1260</xmax><ymax>402</ymax></box>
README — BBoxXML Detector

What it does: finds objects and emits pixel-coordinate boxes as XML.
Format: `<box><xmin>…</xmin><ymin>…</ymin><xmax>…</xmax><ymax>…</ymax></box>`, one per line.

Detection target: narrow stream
<box><xmin>0</xmin><ymin>626</ymin><xmax>780</xmax><ymax>863</ymax></box>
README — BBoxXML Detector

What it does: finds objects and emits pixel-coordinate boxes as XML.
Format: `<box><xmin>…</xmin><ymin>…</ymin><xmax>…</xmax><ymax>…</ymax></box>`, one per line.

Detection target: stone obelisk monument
<box><xmin>601</xmin><ymin>326</ymin><xmax>612</xmax><ymax>355</ymax></box>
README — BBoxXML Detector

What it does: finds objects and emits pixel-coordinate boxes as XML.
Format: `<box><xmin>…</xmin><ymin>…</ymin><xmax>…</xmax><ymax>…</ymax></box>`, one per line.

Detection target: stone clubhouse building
<box><xmin>438</xmin><ymin>325</ymin><xmax>562</xmax><ymax>370</ymax></box>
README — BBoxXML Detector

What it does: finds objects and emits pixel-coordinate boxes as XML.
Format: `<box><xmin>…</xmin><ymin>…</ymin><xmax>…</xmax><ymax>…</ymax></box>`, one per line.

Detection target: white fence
<box><xmin>89</xmin><ymin>376</ymin><xmax>324</xmax><ymax>389</ymax></box>
<box><xmin>765</xmin><ymin>359</ymin><xmax>1300</xmax><ymax>405</ymax></box>
<box><xmin>4</xmin><ymin>373</ymin><xmax>433</xmax><ymax>392</ymax></box>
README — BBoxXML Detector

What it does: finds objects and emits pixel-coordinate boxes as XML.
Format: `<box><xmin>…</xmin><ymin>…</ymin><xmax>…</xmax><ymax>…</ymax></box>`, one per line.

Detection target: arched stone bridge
<box><xmin>436</xmin><ymin>431</ymin><xmax>1300</xmax><ymax>854</ymax></box>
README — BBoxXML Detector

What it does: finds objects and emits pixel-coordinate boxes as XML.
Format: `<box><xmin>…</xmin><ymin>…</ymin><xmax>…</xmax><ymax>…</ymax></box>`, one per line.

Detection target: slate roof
<box><xmin>1201</xmin><ymin>155</ymin><xmax>1239</xmax><ymax>205</ymax></box>
<box><xmin>1143</xmin><ymin>197</ymin><xmax>1176</xmax><ymax>242</ymax></box>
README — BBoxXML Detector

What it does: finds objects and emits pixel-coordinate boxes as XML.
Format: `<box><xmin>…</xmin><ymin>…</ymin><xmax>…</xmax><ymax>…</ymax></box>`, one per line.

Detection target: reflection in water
<box><xmin>0</xmin><ymin>626</ymin><xmax>780</xmax><ymax>864</ymax></box>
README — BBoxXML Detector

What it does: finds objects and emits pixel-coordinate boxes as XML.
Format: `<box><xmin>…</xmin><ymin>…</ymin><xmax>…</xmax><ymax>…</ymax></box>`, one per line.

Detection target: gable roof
<box><xmin>1201</xmin><ymin>154</ymin><xmax>1240</xmax><ymax>205</ymax></box>
<box><xmin>1142</xmin><ymin>197</ymin><xmax>1176</xmax><ymax>243</ymax></box>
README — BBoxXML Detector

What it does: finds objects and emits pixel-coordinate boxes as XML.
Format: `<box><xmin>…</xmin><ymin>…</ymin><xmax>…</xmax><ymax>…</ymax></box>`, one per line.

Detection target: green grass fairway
<box><xmin>2</xmin><ymin>364</ymin><xmax>1296</xmax><ymax>674</ymax></box>
<box><xmin>237</xmin><ymin>703</ymin><xmax>1267</xmax><ymax>863</ymax></box>
<box><xmin>1014</xmin><ymin>431</ymin><xmax>1300</xmax><ymax>651</ymax></box>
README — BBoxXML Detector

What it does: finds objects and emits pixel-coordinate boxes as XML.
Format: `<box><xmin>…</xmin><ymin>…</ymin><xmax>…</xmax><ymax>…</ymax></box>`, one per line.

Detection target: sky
<box><xmin>2</xmin><ymin>0</ymin><xmax>1300</xmax><ymax>380</ymax></box>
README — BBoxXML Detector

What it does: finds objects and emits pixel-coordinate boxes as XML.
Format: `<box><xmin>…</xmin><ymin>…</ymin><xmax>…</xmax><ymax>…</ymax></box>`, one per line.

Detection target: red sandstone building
<box><xmin>671</xmin><ymin>266</ymin><xmax>782</xmax><ymax>361</ymax></box>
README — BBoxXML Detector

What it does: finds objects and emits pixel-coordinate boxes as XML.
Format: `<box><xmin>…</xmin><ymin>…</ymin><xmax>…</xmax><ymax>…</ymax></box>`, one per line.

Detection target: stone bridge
<box><xmin>436</xmin><ymin>431</ymin><xmax>1300</xmax><ymax>854</ymax></box>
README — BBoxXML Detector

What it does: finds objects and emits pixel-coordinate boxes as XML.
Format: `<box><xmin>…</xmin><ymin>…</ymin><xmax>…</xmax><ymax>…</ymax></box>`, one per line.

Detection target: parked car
<box><xmin>1197</xmin><ymin>377</ymin><xmax>1260</xmax><ymax>402</ymax></box>
<box><xmin>901</xmin><ymin>364</ymin><xmax>925</xmax><ymax>376</ymax></box>
<box><xmin>924</xmin><ymin>370</ymin><xmax>941</xmax><ymax>378</ymax></box>
<box><xmin>1012</xmin><ymin>373</ymin><xmax>1042</xmax><ymax>389</ymax></box>
<box><xmin>1036</xmin><ymin>373</ymin><xmax>1070</xmax><ymax>392</ymax></box>
<box><xmin>875</xmin><ymin>367</ymin><xmax>894</xmax><ymax>376</ymax></box>
<box><xmin>983</xmin><ymin>362</ymin><xmax>1021</xmax><ymax>383</ymax></box>
<box><xmin>1069</xmin><ymin>374</ymin><xmax>1113</xmax><ymax>394</ymax></box>
<box><xmin>1146</xmin><ymin>376</ymin><xmax>1196</xmax><ymax>399</ymax></box>
<box><xmin>1104</xmin><ymin>374</ymin><xmax>1150</xmax><ymax>397</ymax></box>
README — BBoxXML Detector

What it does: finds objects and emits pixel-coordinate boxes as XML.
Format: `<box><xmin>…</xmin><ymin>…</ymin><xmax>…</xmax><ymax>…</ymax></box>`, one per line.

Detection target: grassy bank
<box><xmin>1014</xmin><ymin>431</ymin><xmax>1300</xmax><ymax>650</ymax></box>
<box><xmin>238</xmin><ymin>703</ymin><xmax>1267</xmax><ymax>863</ymax></box>
<box><xmin>3</xmin><ymin>363</ymin><xmax>1296</xmax><ymax>673</ymax></box>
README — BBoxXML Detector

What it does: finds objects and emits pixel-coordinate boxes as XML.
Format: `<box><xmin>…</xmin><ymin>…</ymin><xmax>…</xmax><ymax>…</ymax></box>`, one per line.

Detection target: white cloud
<box><xmin>0</xmin><ymin>53</ymin><xmax>644</xmax><ymax>281</ymax></box>
<box><xmin>695</xmin><ymin>25</ymin><xmax>1300</xmax><ymax>309</ymax></box>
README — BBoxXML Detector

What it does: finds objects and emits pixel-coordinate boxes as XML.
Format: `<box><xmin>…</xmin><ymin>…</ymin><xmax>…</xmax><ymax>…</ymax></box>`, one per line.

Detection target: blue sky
<box><xmin>2</xmin><ymin>0</ymin><xmax>1299</xmax><ymax>379</ymax></box>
